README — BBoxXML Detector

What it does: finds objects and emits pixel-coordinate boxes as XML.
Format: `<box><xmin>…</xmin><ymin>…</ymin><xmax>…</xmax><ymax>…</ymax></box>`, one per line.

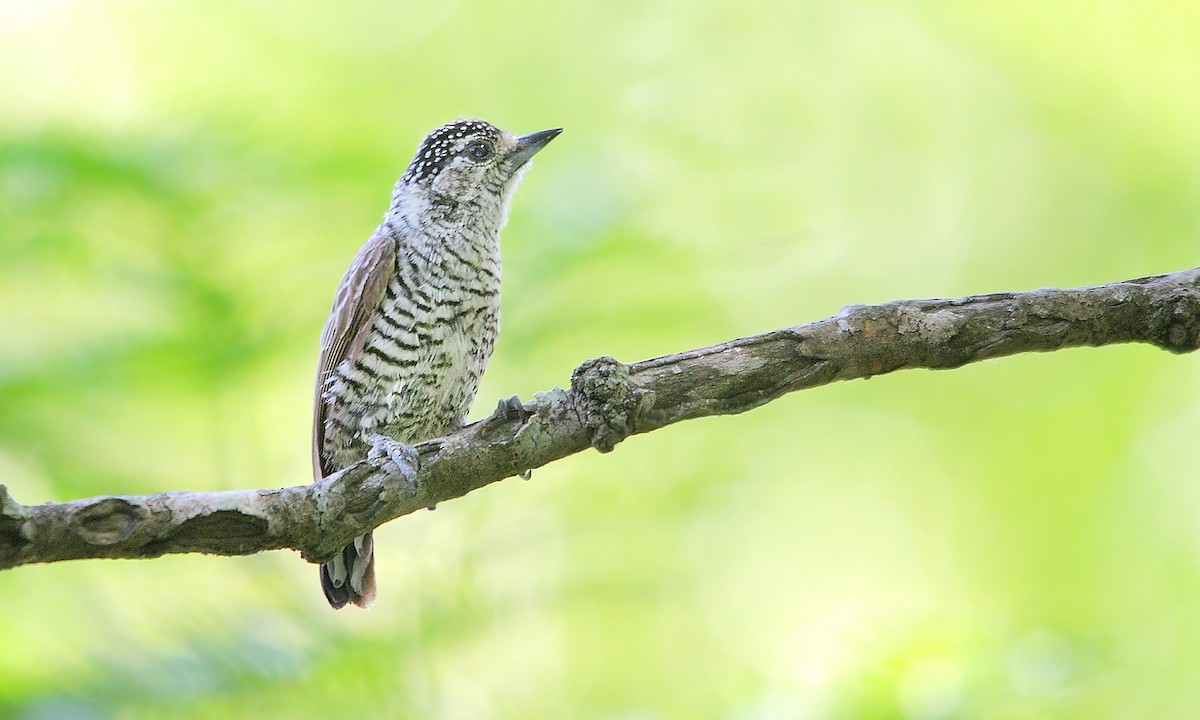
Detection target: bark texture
<box><xmin>2</xmin><ymin>267</ymin><xmax>1198</xmax><ymax>570</ymax></box>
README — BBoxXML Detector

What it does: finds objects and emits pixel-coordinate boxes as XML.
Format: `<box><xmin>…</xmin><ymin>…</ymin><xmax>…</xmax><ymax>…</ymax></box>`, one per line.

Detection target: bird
<box><xmin>312</xmin><ymin>119</ymin><xmax>560</xmax><ymax>609</ymax></box>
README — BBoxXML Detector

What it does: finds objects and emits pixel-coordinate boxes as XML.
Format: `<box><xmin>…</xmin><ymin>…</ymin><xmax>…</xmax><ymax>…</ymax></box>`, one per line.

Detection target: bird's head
<box><xmin>392</xmin><ymin>119</ymin><xmax>560</xmax><ymax>222</ymax></box>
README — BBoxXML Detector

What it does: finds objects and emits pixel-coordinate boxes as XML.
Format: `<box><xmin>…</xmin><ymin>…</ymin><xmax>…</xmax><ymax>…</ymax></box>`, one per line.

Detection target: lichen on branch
<box><xmin>2</xmin><ymin>267</ymin><xmax>1197</xmax><ymax>570</ymax></box>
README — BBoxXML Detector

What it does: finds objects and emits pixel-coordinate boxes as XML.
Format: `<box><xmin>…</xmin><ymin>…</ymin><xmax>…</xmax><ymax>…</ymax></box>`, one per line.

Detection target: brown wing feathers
<box><xmin>312</xmin><ymin>232</ymin><xmax>397</xmax><ymax>480</ymax></box>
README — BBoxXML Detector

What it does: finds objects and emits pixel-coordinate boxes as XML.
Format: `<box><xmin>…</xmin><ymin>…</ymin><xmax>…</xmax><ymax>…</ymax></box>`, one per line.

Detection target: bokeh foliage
<box><xmin>1</xmin><ymin>1</ymin><xmax>1198</xmax><ymax>717</ymax></box>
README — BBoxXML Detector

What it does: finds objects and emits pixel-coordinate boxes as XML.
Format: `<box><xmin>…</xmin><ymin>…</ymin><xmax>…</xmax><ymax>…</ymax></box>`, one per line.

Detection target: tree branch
<box><xmin>3</xmin><ymin>267</ymin><xmax>1198</xmax><ymax>570</ymax></box>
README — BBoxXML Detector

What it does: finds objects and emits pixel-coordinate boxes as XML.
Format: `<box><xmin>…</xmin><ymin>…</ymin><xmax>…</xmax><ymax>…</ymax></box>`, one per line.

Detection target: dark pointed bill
<box><xmin>509</xmin><ymin>128</ymin><xmax>562</xmax><ymax>168</ymax></box>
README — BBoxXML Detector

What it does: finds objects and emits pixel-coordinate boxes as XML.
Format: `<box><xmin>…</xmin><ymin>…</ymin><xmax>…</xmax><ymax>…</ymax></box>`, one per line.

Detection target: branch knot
<box><xmin>0</xmin><ymin>485</ymin><xmax>28</xmax><ymax>566</ymax></box>
<box><xmin>1149</xmin><ymin>290</ymin><xmax>1200</xmax><ymax>354</ymax></box>
<box><xmin>570</xmin><ymin>356</ymin><xmax>654</xmax><ymax>453</ymax></box>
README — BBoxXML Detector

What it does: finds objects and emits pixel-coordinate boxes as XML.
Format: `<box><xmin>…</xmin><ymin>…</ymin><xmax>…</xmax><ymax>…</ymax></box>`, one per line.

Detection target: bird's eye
<box><xmin>464</xmin><ymin>140</ymin><xmax>493</xmax><ymax>161</ymax></box>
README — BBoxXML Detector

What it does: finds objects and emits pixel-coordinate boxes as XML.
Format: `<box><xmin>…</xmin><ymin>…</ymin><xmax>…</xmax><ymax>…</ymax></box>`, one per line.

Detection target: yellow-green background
<box><xmin>1</xmin><ymin>1</ymin><xmax>1198</xmax><ymax>718</ymax></box>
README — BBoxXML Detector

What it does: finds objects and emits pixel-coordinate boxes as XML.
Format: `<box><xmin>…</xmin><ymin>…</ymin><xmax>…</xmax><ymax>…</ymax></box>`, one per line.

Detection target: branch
<box><xmin>3</xmin><ymin>267</ymin><xmax>1198</xmax><ymax>570</ymax></box>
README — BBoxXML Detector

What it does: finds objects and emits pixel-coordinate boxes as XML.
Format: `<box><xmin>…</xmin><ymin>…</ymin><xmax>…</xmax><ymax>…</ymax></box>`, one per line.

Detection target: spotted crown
<box><xmin>401</xmin><ymin>119</ymin><xmax>502</xmax><ymax>184</ymax></box>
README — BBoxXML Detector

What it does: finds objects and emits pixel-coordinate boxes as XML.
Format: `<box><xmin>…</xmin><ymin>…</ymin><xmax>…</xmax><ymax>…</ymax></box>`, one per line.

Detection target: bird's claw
<box><xmin>495</xmin><ymin>395</ymin><xmax>534</xmax><ymax>480</ymax></box>
<box><xmin>495</xmin><ymin>394</ymin><xmax>533</xmax><ymax>423</ymax></box>
<box><xmin>366</xmin><ymin>433</ymin><xmax>420</xmax><ymax>495</ymax></box>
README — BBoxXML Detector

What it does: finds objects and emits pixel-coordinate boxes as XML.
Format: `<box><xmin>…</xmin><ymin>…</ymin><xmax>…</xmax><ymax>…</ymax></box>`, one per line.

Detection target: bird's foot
<box><xmin>495</xmin><ymin>394</ymin><xmax>533</xmax><ymax>423</ymax></box>
<box><xmin>495</xmin><ymin>395</ymin><xmax>534</xmax><ymax>480</ymax></box>
<box><xmin>366</xmin><ymin>433</ymin><xmax>420</xmax><ymax>495</ymax></box>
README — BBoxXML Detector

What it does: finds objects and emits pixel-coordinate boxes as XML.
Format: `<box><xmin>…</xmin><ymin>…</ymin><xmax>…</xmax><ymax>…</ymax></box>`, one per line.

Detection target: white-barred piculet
<box><xmin>313</xmin><ymin>120</ymin><xmax>560</xmax><ymax>608</ymax></box>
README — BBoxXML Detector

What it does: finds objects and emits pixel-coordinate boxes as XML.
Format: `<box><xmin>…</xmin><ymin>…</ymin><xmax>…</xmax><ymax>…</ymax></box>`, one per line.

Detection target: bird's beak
<box><xmin>508</xmin><ymin>128</ymin><xmax>562</xmax><ymax>168</ymax></box>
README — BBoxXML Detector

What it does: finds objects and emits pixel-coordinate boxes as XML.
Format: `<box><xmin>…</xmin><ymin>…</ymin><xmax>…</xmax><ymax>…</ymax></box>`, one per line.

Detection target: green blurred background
<box><xmin>1</xmin><ymin>1</ymin><xmax>1198</xmax><ymax>717</ymax></box>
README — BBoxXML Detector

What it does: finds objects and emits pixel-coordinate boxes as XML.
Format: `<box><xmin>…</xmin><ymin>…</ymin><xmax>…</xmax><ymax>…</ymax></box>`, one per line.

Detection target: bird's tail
<box><xmin>320</xmin><ymin>532</ymin><xmax>376</xmax><ymax>609</ymax></box>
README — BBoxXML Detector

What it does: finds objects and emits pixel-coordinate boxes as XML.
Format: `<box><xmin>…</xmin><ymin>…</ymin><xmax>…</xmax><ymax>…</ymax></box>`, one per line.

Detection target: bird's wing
<box><xmin>312</xmin><ymin>231</ymin><xmax>398</xmax><ymax>480</ymax></box>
